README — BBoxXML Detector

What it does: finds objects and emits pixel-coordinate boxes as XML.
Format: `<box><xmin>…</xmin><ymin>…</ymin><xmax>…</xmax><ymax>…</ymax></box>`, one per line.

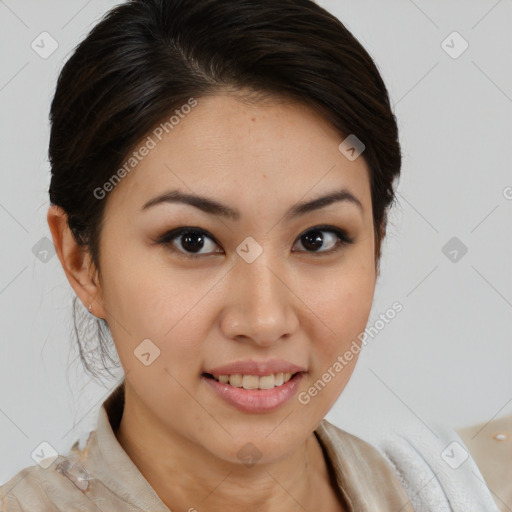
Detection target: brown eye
<box><xmin>178</xmin><ymin>232</ymin><xmax>209</xmax><ymax>253</ymax></box>
<box><xmin>157</xmin><ymin>227</ymin><xmax>223</xmax><ymax>258</ymax></box>
<box><xmin>156</xmin><ymin>224</ymin><xmax>353</xmax><ymax>259</ymax></box>
<box><xmin>292</xmin><ymin>226</ymin><xmax>354</xmax><ymax>255</ymax></box>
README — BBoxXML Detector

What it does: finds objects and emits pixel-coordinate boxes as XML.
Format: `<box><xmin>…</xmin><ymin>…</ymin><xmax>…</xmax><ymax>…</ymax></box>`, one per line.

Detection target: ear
<box><xmin>47</xmin><ymin>205</ymin><xmax>106</xmax><ymax>318</ymax></box>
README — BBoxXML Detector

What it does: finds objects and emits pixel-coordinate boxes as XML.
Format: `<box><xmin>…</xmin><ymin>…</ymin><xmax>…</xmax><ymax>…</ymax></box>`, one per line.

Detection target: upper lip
<box><xmin>204</xmin><ymin>359</ymin><xmax>306</xmax><ymax>377</ymax></box>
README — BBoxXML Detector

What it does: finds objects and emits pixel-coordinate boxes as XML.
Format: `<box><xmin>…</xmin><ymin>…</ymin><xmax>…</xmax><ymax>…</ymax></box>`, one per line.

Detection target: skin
<box><xmin>48</xmin><ymin>92</ymin><xmax>380</xmax><ymax>512</ymax></box>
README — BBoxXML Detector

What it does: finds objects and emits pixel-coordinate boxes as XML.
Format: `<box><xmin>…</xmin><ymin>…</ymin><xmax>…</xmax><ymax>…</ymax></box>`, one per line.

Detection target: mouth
<box><xmin>201</xmin><ymin>371</ymin><xmax>305</xmax><ymax>413</ymax></box>
<box><xmin>202</xmin><ymin>371</ymin><xmax>301</xmax><ymax>390</ymax></box>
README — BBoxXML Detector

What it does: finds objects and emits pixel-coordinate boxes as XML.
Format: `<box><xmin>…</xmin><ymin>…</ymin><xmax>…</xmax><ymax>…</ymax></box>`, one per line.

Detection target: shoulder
<box><xmin>317</xmin><ymin>418</ymin><xmax>398</xmax><ymax>469</ymax></box>
<box><xmin>0</xmin><ymin>437</ymin><xmax>97</xmax><ymax>512</ymax></box>
<box><xmin>315</xmin><ymin>419</ymin><xmax>415</xmax><ymax>510</ymax></box>
<box><xmin>456</xmin><ymin>415</ymin><xmax>512</xmax><ymax>512</ymax></box>
<box><xmin>362</xmin><ymin>416</ymin><xmax>501</xmax><ymax>512</ymax></box>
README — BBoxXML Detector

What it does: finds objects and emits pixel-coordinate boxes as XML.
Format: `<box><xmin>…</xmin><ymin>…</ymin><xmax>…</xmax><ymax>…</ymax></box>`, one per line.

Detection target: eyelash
<box><xmin>154</xmin><ymin>225</ymin><xmax>355</xmax><ymax>259</ymax></box>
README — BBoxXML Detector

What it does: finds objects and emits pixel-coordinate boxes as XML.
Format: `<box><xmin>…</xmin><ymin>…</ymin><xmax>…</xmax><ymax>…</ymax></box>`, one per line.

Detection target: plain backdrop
<box><xmin>0</xmin><ymin>0</ymin><xmax>511</xmax><ymax>485</ymax></box>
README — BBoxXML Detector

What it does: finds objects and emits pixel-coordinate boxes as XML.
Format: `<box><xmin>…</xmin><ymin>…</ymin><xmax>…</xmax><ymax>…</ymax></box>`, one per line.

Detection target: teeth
<box><xmin>258</xmin><ymin>374</ymin><xmax>275</xmax><ymax>390</ymax></box>
<box><xmin>229</xmin><ymin>374</ymin><xmax>242</xmax><ymax>387</ymax></box>
<box><xmin>242</xmin><ymin>375</ymin><xmax>259</xmax><ymax>389</ymax></box>
<box><xmin>212</xmin><ymin>372</ymin><xmax>295</xmax><ymax>389</ymax></box>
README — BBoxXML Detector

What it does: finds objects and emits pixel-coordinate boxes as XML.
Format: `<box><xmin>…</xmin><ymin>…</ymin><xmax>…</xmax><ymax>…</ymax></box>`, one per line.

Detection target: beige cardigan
<box><xmin>0</xmin><ymin>382</ymin><xmax>413</xmax><ymax>511</ymax></box>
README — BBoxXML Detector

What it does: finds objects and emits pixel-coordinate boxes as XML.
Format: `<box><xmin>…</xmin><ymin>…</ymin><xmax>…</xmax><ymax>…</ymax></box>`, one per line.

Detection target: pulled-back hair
<box><xmin>48</xmin><ymin>0</ymin><xmax>401</xmax><ymax>379</ymax></box>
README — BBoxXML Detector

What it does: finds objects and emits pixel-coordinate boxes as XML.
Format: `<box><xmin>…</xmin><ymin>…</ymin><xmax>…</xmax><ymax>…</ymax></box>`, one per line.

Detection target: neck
<box><xmin>115</xmin><ymin>383</ymin><xmax>344</xmax><ymax>512</ymax></box>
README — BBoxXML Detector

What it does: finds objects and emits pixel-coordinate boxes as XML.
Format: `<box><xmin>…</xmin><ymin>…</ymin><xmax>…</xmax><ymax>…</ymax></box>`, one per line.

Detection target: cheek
<box><xmin>307</xmin><ymin>255</ymin><xmax>376</xmax><ymax>345</ymax></box>
<box><xmin>301</xmin><ymin>255</ymin><xmax>375</xmax><ymax>406</ymax></box>
<box><xmin>99</xmin><ymin>237</ymin><xmax>218</xmax><ymax>376</ymax></box>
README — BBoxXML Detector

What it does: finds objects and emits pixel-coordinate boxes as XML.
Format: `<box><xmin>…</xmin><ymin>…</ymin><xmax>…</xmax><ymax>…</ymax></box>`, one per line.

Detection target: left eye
<box><xmin>292</xmin><ymin>226</ymin><xmax>352</xmax><ymax>254</ymax></box>
<box><xmin>156</xmin><ymin>225</ymin><xmax>353</xmax><ymax>258</ymax></box>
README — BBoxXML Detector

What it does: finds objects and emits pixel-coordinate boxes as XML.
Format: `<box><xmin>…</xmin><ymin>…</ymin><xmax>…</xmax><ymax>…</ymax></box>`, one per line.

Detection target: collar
<box><xmin>79</xmin><ymin>379</ymin><xmax>171</xmax><ymax>511</ymax></box>
<box><xmin>80</xmin><ymin>379</ymin><xmax>412</xmax><ymax>511</ymax></box>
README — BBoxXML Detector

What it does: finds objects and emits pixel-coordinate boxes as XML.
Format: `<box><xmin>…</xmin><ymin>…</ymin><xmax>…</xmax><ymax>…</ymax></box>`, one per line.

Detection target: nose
<box><xmin>219</xmin><ymin>253</ymin><xmax>299</xmax><ymax>347</ymax></box>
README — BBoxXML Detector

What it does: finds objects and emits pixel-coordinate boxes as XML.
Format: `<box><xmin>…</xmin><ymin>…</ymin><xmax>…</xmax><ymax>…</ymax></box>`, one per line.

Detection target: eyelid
<box><xmin>155</xmin><ymin>224</ymin><xmax>354</xmax><ymax>258</ymax></box>
<box><xmin>296</xmin><ymin>224</ymin><xmax>354</xmax><ymax>245</ymax></box>
<box><xmin>154</xmin><ymin>226</ymin><xmax>223</xmax><ymax>258</ymax></box>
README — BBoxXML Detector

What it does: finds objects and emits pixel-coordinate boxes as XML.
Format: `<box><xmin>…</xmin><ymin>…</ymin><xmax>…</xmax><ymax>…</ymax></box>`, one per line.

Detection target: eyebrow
<box><xmin>141</xmin><ymin>188</ymin><xmax>363</xmax><ymax>220</ymax></box>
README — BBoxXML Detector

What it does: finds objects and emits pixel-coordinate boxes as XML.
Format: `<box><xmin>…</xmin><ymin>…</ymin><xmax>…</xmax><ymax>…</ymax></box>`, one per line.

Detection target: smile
<box><xmin>202</xmin><ymin>371</ymin><xmax>305</xmax><ymax>413</ymax></box>
<box><xmin>204</xmin><ymin>372</ymin><xmax>296</xmax><ymax>390</ymax></box>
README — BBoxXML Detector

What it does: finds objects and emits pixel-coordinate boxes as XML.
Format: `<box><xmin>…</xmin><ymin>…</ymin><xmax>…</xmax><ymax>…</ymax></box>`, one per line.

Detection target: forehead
<box><xmin>104</xmin><ymin>93</ymin><xmax>372</xmax><ymax>219</ymax></box>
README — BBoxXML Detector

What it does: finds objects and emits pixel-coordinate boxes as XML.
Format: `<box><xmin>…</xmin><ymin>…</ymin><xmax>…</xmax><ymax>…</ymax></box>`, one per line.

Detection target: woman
<box><xmin>0</xmin><ymin>0</ymin><xmax>499</xmax><ymax>510</ymax></box>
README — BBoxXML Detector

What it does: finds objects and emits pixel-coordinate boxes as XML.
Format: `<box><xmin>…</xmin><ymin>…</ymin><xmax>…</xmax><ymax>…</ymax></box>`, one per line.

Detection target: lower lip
<box><xmin>202</xmin><ymin>373</ymin><xmax>305</xmax><ymax>413</ymax></box>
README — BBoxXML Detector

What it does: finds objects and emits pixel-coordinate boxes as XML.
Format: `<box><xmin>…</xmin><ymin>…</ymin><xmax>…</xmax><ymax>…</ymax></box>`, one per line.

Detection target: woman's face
<box><xmin>96</xmin><ymin>93</ymin><xmax>376</xmax><ymax>464</ymax></box>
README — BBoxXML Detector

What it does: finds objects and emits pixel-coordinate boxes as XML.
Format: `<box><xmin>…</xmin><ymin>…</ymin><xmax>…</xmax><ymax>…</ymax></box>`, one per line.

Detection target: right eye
<box><xmin>155</xmin><ymin>227</ymin><xmax>224</xmax><ymax>258</ymax></box>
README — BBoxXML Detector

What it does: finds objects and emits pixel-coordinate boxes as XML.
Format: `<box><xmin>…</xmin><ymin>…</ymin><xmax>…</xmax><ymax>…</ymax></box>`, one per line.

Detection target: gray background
<box><xmin>1</xmin><ymin>0</ymin><xmax>511</xmax><ymax>484</ymax></box>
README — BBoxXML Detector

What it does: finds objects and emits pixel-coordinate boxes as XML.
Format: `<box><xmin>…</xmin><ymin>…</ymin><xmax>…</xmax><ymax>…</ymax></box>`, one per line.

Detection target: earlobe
<box><xmin>47</xmin><ymin>205</ymin><xmax>106</xmax><ymax>318</ymax></box>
